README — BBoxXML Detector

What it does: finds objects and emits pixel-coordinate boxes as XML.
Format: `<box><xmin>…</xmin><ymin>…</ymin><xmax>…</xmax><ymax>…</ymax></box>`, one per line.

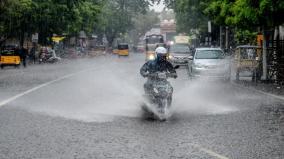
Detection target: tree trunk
<box><xmin>225</xmin><ymin>26</ymin><xmax>229</xmax><ymax>50</ymax></box>
<box><xmin>219</xmin><ymin>26</ymin><xmax>223</xmax><ymax>48</ymax></box>
<box><xmin>19</xmin><ymin>31</ymin><xmax>25</xmax><ymax>48</ymax></box>
<box><xmin>261</xmin><ymin>28</ymin><xmax>267</xmax><ymax>80</ymax></box>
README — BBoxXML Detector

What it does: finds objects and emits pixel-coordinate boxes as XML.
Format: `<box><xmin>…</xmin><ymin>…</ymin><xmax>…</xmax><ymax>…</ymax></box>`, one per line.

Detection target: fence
<box><xmin>267</xmin><ymin>40</ymin><xmax>284</xmax><ymax>84</ymax></box>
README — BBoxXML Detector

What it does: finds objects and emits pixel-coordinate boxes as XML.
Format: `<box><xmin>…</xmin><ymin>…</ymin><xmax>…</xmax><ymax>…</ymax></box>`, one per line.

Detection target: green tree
<box><xmin>131</xmin><ymin>10</ymin><xmax>160</xmax><ymax>45</ymax></box>
<box><xmin>163</xmin><ymin>0</ymin><xmax>208</xmax><ymax>35</ymax></box>
<box><xmin>95</xmin><ymin>0</ymin><xmax>152</xmax><ymax>46</ymax></box>
<box><xmin>0</xmin><ymin>0</ymin><xmax>34</xmax><ymax>46</ymax></box>
<box><xmin>0</xmin><ymin>0</ymin><xmax>102</xmax><ymax>46</ymax></box>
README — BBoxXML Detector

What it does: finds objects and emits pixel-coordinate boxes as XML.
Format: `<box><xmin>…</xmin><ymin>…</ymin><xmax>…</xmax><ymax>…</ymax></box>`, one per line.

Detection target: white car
<box><xmin>188</xmin><ymin>48</ymin><xmax>231</xmax><ymax>81</ymax></box>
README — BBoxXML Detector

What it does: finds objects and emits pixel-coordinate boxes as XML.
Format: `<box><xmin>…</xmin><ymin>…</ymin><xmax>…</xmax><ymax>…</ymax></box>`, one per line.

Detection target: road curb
<box><xmin>231</xmin><ymin>81</ymin><xmax>284</xmax><ymax>101</ymax></box>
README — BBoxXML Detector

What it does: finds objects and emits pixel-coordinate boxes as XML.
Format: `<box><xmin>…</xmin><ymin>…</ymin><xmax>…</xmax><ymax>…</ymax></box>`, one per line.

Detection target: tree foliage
<box><xmin>164</xmin><ymin>0</ymin><xmax>284</xmax><ymax>29</ymax></box>
<box><xmin>130</xmin><ymin>10</ymin><xmax>159</xmax><ymax>45</ymax></box>
<box><xmin>95</xmin><ymin>0</ymin><xmax>153</xmax><ymax>46</ymax></box>
<box><xmin>163</xmin><ymin>0</ymin><xmax>284</xmax><ymax>44</ymax></box>
<box><xmin>0</xmin><ymin>0</ymin><xmax>102</xmax><ymax>46</ymax></box>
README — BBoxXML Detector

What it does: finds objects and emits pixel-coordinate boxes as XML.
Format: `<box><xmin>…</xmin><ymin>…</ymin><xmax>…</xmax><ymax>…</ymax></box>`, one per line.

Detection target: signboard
<box><xmin>257</xmin><ymin>34</ymin><xmax>263</xmax><ymax>47</ymax></box>
<box><xmin>52</xmin><ymin>36</ymin><xmax>65</xmax><ymax>43</ymax></box>
<box><xmin>208</xmin><ymin>21</ymin><xmax>212</xmax><ymax>33</ymax></box>
<box><xmin>174</xmin><ymin>36</ymin><xmax>189</xmax><ymax>44</ymax></box>
<box><xmin>32</xmin><ymin>33</ymin><xmax>38</xmax><ymax>43</ymax></box>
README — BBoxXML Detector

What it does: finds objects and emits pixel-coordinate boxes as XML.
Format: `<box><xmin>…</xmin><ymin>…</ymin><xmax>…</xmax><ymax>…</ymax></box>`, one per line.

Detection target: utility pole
<box><xmin>225</xmin><ymin>26</ymin><xmax>229</xmax><ymax>50</ymax></box>
<box><xmin>220</xmin><ymin>26</ymin><xmax>223</xmax><ymax>48</ymax></box>
<box><xmin>208</xmin><ymin>21</ymin><xmax>212</xmax><ymax>46</ymax></box>
<box><xmin>261</xmin><ymin>29</ymin><xmax>267</xmax><ymax>80</ymax></box>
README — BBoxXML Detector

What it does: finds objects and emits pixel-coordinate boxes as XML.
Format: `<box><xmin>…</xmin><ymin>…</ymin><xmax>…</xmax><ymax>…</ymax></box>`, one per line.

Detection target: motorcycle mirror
<box><xmin>174</xmin><ymin>65</ymin><xmax>180</xmax><ymax>69</ymax></box>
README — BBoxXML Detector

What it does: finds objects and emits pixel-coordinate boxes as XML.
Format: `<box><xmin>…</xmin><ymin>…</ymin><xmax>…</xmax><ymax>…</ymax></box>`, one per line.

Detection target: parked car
<box><xmin>168</xmin><ymin>43</ymin><xmax>192</xmax><ymax>66</ymax></box>
<box><xmin>188</xmin><ymin>48</ymin><xmax>231</xmax><ymax>81</ymax></box>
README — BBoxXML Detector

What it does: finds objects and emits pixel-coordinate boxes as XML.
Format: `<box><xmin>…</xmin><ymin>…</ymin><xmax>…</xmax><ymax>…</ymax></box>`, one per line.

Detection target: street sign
<box><xmin>208</xmin><ymin>21</ymin><xmax>212</xmax><ymax>33</ymax></box>
<box><xmin>32</xmin><ymin>33</ymin><xmax>38</xmax><ymax>43</ymax></box>
<box><xmin>52</xmin><ymin>36</ymin><xmax>65</xmax><ymax>43</ymax></box>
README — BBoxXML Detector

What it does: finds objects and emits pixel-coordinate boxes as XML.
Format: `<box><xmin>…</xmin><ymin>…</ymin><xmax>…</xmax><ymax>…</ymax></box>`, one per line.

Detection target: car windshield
<box><xmin>1</xmin><ymin>49</ymin><xmax>17</xmax><ymax>56</ymax></box>
<box><xmin>146</xmin><ymin>45</ymin><xmax>156</xmax><ymax>51</ymax></box>
<box><xmin>195</xmin><ymin>50</ymin><xmax>224</xmax><ymax>59</ymax></box>
<box><xmin>170</xmin><ymin>44</ymin><xmax>190</xmax><ymax>54</ymax></box>
<box><xmin>146</xmin><ymin>35</ymin><xmax>164</xmax><ymax>44</ymax></box>
<box><xmin>118</xmin><ymin>44</ymin><xmax>128</xmax><ymax>49</ymax></box>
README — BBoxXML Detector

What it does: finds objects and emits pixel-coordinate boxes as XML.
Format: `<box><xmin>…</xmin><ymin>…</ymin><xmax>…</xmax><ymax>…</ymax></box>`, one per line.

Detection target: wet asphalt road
<box><xmin>0</xmin><ymin>53</ymin><xmax>283</xmax><ymax>159</ymax></box>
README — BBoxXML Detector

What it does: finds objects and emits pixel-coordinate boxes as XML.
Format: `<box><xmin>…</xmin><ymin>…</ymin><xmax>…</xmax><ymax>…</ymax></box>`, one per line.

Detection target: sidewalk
<box><xmin>233</xmin><ymin>80</ymin><xmax>284</xmax><ymax>98</ymax></box>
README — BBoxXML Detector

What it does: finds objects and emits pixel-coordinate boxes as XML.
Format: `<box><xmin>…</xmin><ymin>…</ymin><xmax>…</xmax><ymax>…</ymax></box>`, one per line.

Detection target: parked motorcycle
<box><xmin>39</xmin><ymin>47</ymin><xmax>61</xmax><ymax>64</ymax></box>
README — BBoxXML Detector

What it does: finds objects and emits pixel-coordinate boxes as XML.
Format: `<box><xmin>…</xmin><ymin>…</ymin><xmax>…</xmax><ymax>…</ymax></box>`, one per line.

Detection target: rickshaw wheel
<box><xmin>0</xmin><ymin>65</ymin><xmax>3</xmax><ymax>69</ymax></box>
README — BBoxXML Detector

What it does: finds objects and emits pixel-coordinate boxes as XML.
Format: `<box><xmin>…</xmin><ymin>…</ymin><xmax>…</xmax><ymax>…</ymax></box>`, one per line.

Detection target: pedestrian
<box><xmin>20</xmin><ymin>47</ymin><xmax>27</xmax><ymax>67</ymax></box>
<box><xmin>29</xmin><ymin>45</ymin><xmax>36</xmax><ymax>64</ymax></box>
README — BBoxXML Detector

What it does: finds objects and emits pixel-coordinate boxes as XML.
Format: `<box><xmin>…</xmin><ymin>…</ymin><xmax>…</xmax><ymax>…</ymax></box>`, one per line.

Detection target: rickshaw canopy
<box><xmin>118</xmin><ymin>43</ymin><xmax>129</xmax><ymax>50</ymax></box>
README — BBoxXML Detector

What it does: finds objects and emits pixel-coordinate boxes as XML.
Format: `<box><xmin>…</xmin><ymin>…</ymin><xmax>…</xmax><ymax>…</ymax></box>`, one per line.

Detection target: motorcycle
<box><xmin>39</xmin><ymin>47</ymin><xmax>61</xmax><ymax>64</ymax></box>
<box><xmin>142</xmin><ymin>67</ymin><xmax>178</xmax><ymax>121</ymax></box>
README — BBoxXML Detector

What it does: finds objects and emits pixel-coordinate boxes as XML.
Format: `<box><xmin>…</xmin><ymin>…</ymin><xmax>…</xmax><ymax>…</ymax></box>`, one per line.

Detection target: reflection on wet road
<box><xmin>0</xmin><ymin>54</ymin><xmax>283</xmax><ymax>158</ymax></box>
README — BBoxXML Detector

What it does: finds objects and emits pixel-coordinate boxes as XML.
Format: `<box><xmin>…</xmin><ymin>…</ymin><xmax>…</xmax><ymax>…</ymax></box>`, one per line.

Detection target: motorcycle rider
<box><xmin>140</xmin><ymin>46</ymin><xmax>177</xmax><ymax>105</ymax></box>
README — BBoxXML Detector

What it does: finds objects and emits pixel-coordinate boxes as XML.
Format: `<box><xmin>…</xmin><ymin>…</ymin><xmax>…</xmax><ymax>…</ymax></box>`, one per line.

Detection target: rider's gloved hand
<box><xmin>147</xmin><ymin>73</ymin><xmax>157</xmax><ymax>78</ymax></box>
<box><xmin>167</xmin><ymin>73</ymin><xmax>177</xmax><ymax>79</ymax></box>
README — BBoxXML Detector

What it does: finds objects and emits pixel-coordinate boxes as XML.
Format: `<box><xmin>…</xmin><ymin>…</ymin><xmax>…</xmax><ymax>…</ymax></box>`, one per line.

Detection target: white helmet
<box><xmin>155</xmin><ymin>46</ymin><xmax>167</xmax><ymax>55</ymax></box>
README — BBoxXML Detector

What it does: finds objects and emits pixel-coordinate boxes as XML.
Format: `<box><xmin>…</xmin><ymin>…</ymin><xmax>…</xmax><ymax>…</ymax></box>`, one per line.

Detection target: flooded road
<box><xmin>0</xmin><ymin>54</ymin><xmax>283</xmax><ymax>158</ymax></box>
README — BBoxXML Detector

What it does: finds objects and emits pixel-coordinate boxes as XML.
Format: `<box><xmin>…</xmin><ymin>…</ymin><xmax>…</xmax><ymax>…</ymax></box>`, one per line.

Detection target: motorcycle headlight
<box><xmin>168</xmin><ymin>55</ymin><xmax>173</xmax><ymax>59</ymax></box>
<box><xmin>148</xmin><ymin>54</ymin><xmax>155</xmax><ymax>60</ymax></box>
<box><xmin>153</xmin><ymin>88</ymin><xmax>159</xmax><ymax>94</ymax></box>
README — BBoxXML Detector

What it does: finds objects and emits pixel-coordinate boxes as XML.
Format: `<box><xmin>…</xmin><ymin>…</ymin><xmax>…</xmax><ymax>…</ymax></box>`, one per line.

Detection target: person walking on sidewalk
<box><xmin>19</xmin><ymin>47</ymin><xmax>27</xmax><ymax>67</ymax></box>
<box><xmin>29</xmin><ymin>45</ymin><xmax>36</xmax><ymax>64</ymax></box>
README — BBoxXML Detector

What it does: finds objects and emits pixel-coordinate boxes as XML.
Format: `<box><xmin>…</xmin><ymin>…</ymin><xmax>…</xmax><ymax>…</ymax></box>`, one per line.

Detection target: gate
<box><xmin>267</xmin><ymin>40</ymin><xmax>284</xmax><ymax>84</ymax></box>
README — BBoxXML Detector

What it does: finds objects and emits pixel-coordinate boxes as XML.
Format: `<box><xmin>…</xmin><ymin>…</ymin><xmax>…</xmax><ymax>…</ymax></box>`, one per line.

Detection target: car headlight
<box><xmin>168</xmin><ymin>55</ymin><xmax>173</xmax><ymax>59</ymax></box>
<box><xmin>148</xmin><ymin>54</ymin><xmax>155</xmax><ymax>60</ymax></box>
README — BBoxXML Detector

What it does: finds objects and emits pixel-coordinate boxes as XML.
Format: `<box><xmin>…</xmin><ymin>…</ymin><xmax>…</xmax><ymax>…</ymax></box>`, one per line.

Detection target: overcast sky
<box><xmin>150</xmin><ymin>1</ymin><xmax>165</xmax><ymax>12</ymax></box>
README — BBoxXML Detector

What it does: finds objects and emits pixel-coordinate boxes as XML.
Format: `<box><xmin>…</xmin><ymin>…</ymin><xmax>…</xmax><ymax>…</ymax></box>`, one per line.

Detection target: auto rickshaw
<box><xmin>233</xmin><ymin>45</ymin><xmax>262</xmax><ymax>81</ymax></box>
<box><xmin>112</xmin><ymin>47</ymin><xmax>119</xmax><ymax>54</ymax></box>
<box><xmin>117</xmin><ymin>43</ymin><xmax>129</xmax><ymax>56</ymax></box>
<box><xmin>0</xmin><ymin>46</ymin><xmax>21</xmax><ymax>69</ymax></box>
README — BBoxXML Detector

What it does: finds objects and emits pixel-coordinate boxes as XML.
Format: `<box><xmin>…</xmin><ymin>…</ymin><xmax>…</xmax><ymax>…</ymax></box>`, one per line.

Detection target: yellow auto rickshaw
<box><xmin>233</xmin><ymin>45</ymin><xmax>262</xmax><ymax>81</ymax></box>
<box><xmin>0</xmin><ymin>46</ymin><xmax>21</xmax><ymax>69</ymax></box>
<box><xmin>117</xmin><ymin>43</ymin><xmax>129</xmax><ymax>56</ymax></box>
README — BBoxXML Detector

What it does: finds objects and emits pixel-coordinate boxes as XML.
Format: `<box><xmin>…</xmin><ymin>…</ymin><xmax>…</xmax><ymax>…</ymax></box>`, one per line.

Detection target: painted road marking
<box><xmin>193</xmin><ymin>144</ymin><xmax>230</xmax><ymax>159</ymax></box>
<box><xmin>0</xmin><ymin>68</ymin><xmax>96</xmax><ymax>107</ymax></box>
<box><xmin>231</xmin><ymin>82</ymin><xmax>284</xmax><ymax>101</ymax></box>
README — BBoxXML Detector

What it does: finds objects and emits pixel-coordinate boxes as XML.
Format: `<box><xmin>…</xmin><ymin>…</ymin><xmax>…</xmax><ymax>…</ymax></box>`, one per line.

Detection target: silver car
<box><xmin>189</xmin><ymin>48</ymin><xmax>231</xmax><ymax>81</ymax></box>
<box><xmin>168</xmin><ymin>44</ymin><xmax>192</xmax><ymax>66</ymax></box>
